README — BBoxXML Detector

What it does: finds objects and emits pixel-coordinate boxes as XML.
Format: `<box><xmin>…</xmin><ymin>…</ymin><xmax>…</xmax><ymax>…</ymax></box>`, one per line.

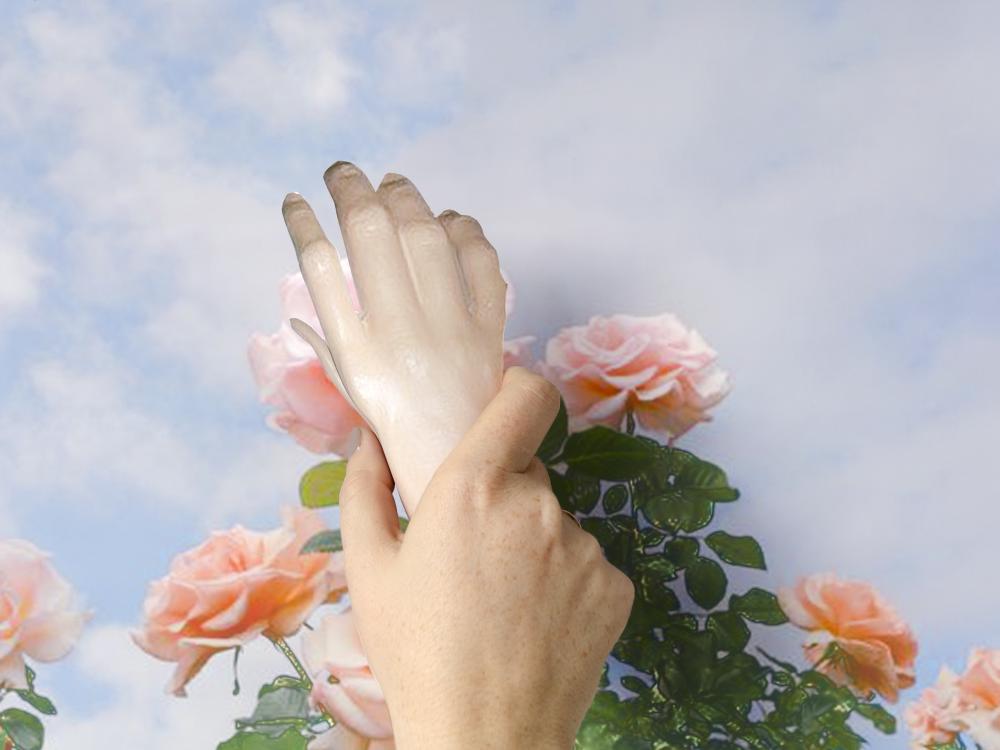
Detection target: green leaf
<box><xmin>620</xmin><ymin>675</ymin><xmax>649</xmax><ymax>694</ymax></box>
<box><xmin>252</xmin><ymin>685</ymin><xmax>309</xmax><ymax>719</ymax></box>
<box><xmin>602</xmin><ymin>484</ymin><xmax>629</xmax><ymax>514</ymax></box>
<box><xmin>705</xmin><ymin>531</ymin><xmax>766</xmax><ymax>570</ymax></box>
<box><xmin>674</xmin><ymin>454</ymin><xmax>740</xmax><ymax>502</ymax></box>
<box><xmin>566</xmin><ymin>469</ymin><xmax>601</xmax><ymax>514</ymax></box>
<box><xmin>537</xmin><ymin>397</ymin><xmax>568</xmax><ymax>462</ymax></box>
<box><xmin>13</xmin><ymin>690</ymin><xmax>55</xmax><ymax>717</ymax></box>
<box><xmin>636</xmin><ymin>556</ymin><xmax>677</xmax><ymax>584</ymax></box>
<box><xmin>0</xmin><ymin>708</ymin><xmax>44</xmax><ymax>750</ymax></box>
<box><xmin>233</xmin><ymin>681</ymin><xmax>312</xmax><ymax>739</ymax></box>
<box><xmin>855</xmin><ymin>702</ymin><xmax>897</xmax><ymax>734</ymax></box>
<box><xmin>664</xmin><ymin>537</ymin><xmax>700</xmax><ymax>567</ymax></box>
<box><xmin>299</xmin><ymin>529</ymin><xmax>342</xmax><ymax>555</ymax></box>
<box><xmin>731</xmin><ymin>588</ymin><xmax>788</xmax><ymax>625</ymax></box>
<box><xmin>298</xmin><ymin>461</ymin><xmax>347</xmax><ymax>508</ymax></box>
<box><xmin>684</xmin><ymin>557</ymin><xmax>727</xmax><ymax>610</ymax></box>
<box><xmin>641</xmin><ymin>493</ymin><xmax>715</xmax><ymax>533</ymax></box>
<box><xmin>217</xmin><ymin>729</ymin><xmax>308</xmax><ymax>750</ymax></box>
<box><xmin>562</xmin><ymin>426</ymin><xmax>658</xmax><ymax>480</ymax></box>
<box><xmin>706</xmin><ymin>610</ymin><xmax>751</xmax><ymax>652</ymax></box>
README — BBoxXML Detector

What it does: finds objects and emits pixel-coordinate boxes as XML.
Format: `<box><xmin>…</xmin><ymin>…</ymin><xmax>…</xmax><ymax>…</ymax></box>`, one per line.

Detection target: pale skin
<box><xmin>282</xmin><ymin>163</ymin><xmax>634</xmax><ymax>747</ymax></box>
<box><xmin>340</xmin><ymin>366</ymin><xmax>636</xmax><ymax>749</ymax></box>
<box><xmin>282</xmin><ymin>162</ymin><xmax>506</xmax><ymax>516</ymax></box>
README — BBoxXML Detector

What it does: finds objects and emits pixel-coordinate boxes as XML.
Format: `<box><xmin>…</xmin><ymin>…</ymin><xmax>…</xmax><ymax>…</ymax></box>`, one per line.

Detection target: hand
<box><xmin>281</xmin><ymin>162</ymin><xmax>508</xmax><ymax>515</ymax></box>
<box><xmin>338</xmin><ymin>367</ymin><xmax>636</xmax><ymax>749</ymax></box>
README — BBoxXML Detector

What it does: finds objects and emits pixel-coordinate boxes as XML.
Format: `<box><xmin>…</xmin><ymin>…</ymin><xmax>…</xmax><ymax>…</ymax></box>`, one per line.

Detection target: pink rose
<box><xmin>778</xmin><ymin>572</ymin><xmax>917</xmax><ymax>703</ymax></box>
<box><xmin>303</xmin><ymin>609</ymin><xmax>394</xmax><ymax>749</ymax></box>
<box><xmin>503</xmin><ymin>335</ymin><xmax>536</xmax><ymax>369</ymax></box>
<box><xmin>132</xmin><ymin>507</ymin><xmax>347</xmax><ymax>696</ymax></box>
<box><xmin>539</xmin><ymin>313</ymin><xmax>730</xmax><ymax>439</ymax></box>
<box><xmin>904</xmin><ymin>667</ymin><xmax>964</xmax><ymax>748</ymax></box>
<box><xmin>0</xmin><ymin>539</ymin><xmax>89</xmax><ymax>689</ymax></box>
<box><xmin>248</xmin><ymin>264</ymin><xmax>366</xmax><ymax>456</ymax></box>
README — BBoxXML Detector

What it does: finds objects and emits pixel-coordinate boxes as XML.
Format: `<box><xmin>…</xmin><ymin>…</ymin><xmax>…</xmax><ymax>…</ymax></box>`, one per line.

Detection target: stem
<box><xmin>268</xmin><ymin>635</ymin><xmax>311</xmax><ymax>683</ymax></box>
<box><xmin>267</xmin><ymin>636</ymin><xmax>337</xmax><ymax>728</ymax></box>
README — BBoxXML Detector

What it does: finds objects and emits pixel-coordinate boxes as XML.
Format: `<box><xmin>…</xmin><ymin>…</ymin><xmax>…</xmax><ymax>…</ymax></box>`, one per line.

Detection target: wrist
<box><xmin>394</xmin><ymin>723</ymin><xmax>572</xmax><ymax>750</ymax></box>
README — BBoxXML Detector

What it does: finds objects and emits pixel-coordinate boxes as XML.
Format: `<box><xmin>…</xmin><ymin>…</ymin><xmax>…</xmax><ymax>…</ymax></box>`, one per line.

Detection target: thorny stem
<box><xmin>267</xmin><ymin>635</ymin><xmax>337</xmax><ymax>728</ymax></box>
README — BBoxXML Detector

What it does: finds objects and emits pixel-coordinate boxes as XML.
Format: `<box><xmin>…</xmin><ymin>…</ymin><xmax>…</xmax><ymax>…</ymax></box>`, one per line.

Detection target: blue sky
<box><xmin>1</xmin><ymin>1</ymin><xmax>999</xmax><ymax>746</ymax></box>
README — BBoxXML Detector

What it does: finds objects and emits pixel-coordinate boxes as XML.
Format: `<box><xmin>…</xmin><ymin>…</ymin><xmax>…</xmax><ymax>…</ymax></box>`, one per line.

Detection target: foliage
<box><xmin>538</xmin><ymin>400</ymin><xmax>896</xmax><ymax>749</ymax></box>
<box><xmin>0</xmin><ymin>667</ymin><xmax>56</xmax><ymax>750</ymax></box>
<box><xmin>216</xmin><ymin>675</ymin><xmax>328</xmax><ymax>750</ymax></box>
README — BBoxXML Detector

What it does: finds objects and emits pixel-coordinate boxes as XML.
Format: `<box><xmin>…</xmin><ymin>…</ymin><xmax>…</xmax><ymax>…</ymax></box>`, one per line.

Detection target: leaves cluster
<box><xmin>0</xmin><ymin>666</ymin><xmax>56</xmax><ymax>750</ymax></box>
<box><xmin>539</xmin><ymin>400</ymin><xmax>897</xmax><ymax>749</ymax></box>
<box><xmin>216</xmin><ymin>675</ymin><xmax>327</xmax><ymax>749</ymax></box>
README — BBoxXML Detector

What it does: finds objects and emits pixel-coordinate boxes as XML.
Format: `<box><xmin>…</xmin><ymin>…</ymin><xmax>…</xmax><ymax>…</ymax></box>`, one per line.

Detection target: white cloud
<box><xmin>0</xmin><ymin>200</ymin><xmax>46</xmax><ymax>323</ymax></box>
<box><xmin>369</xmin><ymin>0</ymin><xmax>1000</xmax><ymax>661</ymax></box>
<box><xmin>209</xmin><ymin>2</ymin><xmax>359</xmax><ymax>128</ymax></box>
<box><xmin>0</xmin><ymin>317</ymin><xmax>316</xmax><ymax>529</ymax></box>
<box><xmin>45</xmin><ymin>624</ymin><xmax>297</xmax><ymax>749</ymax></box>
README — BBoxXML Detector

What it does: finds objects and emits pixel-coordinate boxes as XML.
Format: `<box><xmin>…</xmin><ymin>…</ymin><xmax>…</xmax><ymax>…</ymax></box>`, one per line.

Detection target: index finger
<box><xmin>447</xmin><ymin>366</ymin><xmax>562</xmax><ymax>474</ymax></box>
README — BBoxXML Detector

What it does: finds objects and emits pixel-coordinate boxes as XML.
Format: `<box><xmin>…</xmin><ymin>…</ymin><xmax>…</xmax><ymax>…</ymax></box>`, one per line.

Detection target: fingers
<box><xmin>323</xmin><ymin>162</ymin><xmax>418</xmax><ymax>323</ymax></box>
<box><xmin>438</xmin><ymin>210</ymin><xmax>507</xmax><ymax>329</ymax></box>
<box><xmin>288</xmin><ymin>318</ymin><xmax>359</xmax><ymax>413</ymax></box>
<box><xmin>282</xmin><ymin>193</ymin><xmax>361</xmax><ymax>350</ymax></box>
<box><xmin>339</xmin><ymin>424</ymin><xmax>401</xmax><ymax>587</ymax></box>
<box><xmin>446</xmin><ymin>366</ymin><xmax>562</xmax><ymax>475</ymax></box>
<box><xmin>376</xmin><ymin>173</ymin><xmax>467</xmax><ymax>317</ymax></box>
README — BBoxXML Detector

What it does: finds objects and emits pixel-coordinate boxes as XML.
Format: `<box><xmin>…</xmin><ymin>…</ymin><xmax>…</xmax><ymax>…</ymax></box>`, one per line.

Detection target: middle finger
<box><xmin>323</xmin><ymin>161</ymin><xmax>418</xmax><ymax>325</ymax></box>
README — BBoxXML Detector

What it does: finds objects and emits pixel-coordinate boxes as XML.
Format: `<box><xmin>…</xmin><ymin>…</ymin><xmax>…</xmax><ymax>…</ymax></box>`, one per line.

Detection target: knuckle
<box><xmin>538</xmin><ymin>496</ymin><xmax>564</xmax><ymax>542</ymax></box>
<box><xmin>400</xmin><ymin>219</ymin><xmax>448</xmax><ymax>249</ymax></box>
<box><xmin>339</xmin><ymin>467</ymin><xmax>375</xmax><ymax>506</ymax></box>
<box><xmin>609</xmin><ymin>567</ymin><xmax>636</xmax><ymax>612</ymax></box>
<box><xmin>344</xmin><ymin>200</ymin><xmax>392</xmax><ymax>236</ymax></box>
<box><xmin>516</xmin><ymin>371</ymin><xmax>561</xmax><ymax>415</ymax></box>
<box><xmin>470</xmin><ymin>461</ymin><xmax>508</xmax><ymax>501</ymax></box>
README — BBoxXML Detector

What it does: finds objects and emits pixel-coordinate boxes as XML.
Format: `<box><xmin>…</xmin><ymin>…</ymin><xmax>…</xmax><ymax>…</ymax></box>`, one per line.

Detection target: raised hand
<box><xmin>281</xmin><ymin>162</ymin><xmax>508</xmax><ymax>515</ymax></box>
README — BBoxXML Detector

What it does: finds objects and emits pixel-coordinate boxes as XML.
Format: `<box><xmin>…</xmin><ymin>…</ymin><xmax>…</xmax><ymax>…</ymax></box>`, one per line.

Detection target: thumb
<box><xmin>339</xmin><ymin>423</ymin><xmax>401</xmax><ymax>584</ymax></box>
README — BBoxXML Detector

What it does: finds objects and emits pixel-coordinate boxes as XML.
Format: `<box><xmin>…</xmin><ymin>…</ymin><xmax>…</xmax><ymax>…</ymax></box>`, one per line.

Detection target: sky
<box><xmin>1</xmin><ymin>1</ymin><xmax>998</xmax><ymax>747</ymax></box>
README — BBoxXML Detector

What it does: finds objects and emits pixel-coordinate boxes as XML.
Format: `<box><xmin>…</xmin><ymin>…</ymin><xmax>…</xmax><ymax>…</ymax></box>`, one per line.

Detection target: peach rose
<box><xmin>954</xmin><ymin>649</ymin><xmax>1000</xmax><ymax>748</ymax></box>
<box><xmin>778</xmin><ymin>572</ymin><xmax>917</xmax><ymax>703</ymax></box>
<box><xmin>904</xmin><ymin>666</ymin><xmax>964</xmax><ymax>748</ymax></box>
<box><xmin>250</xmin><ymin>267</ymin><xmax>526</xmax><ymax>455</ymax></box>
<box><xmin>303</xmin><ymin>609</ymin><xmax>394</xmax><ymax>749</ymax></box>
<box><xmin>132</xmin><ymin>507</ymin><xmax>347</xmax><ymax>696</ymax></box>
<box><xmin>539</xmin><ymin>312</ymin><xmax>730</xmax><ymax>439</ymax></box>
<box><xmin>0</xmin><ymin>539</ymin><xmax>89</xmax><ymax>689</ymax></box>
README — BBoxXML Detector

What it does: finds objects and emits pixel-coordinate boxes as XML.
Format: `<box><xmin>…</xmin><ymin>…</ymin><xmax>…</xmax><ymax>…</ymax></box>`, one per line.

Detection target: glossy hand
<box><xmin>281</xmin><ymin>162</ymin><xmax>508</xmax><ymax>515</ymax></box>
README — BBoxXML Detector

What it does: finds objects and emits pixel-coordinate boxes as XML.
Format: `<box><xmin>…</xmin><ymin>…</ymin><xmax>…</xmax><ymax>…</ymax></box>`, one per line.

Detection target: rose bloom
<box><xmin>0</xmin><ymin>539</ymin><xmax>89</xmax><ymax>689</ymax></box>
<box><xmin>249</xmin><ymin>266</ymin><xmax>527</xmax><ymax>455</ymax></box>
<box><xmin>303</xmin><ymin>609</ymin><xmax>394</xmax><ymax>750</ymax></box>
<box><xmin>778</xmin><ymin>572</ymin><xmax>917</xmax><ymax>703</ymax></box>
<box><xmin>248</xmin><ymin>263</ymin><xmax>366</xmax><ymax>456</ymax></box>
<box><xmin>954</xmin><ymin>649</ymin><xmax>1000</xmax><ymax>749</ymax></box>
<box><xmin>904</xmin><ymin>666</ymin><xmax>964</xmax><ymax>748</ymax></box>
<box><xmin>132</xmin><ymin>507</ymin><xmax>347</xmax><ymax>696</ymax></box>
<box><xmin>539</xmin><ymin>312</ymin><xmax>730</xmax><ymax>439</ymax></box>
